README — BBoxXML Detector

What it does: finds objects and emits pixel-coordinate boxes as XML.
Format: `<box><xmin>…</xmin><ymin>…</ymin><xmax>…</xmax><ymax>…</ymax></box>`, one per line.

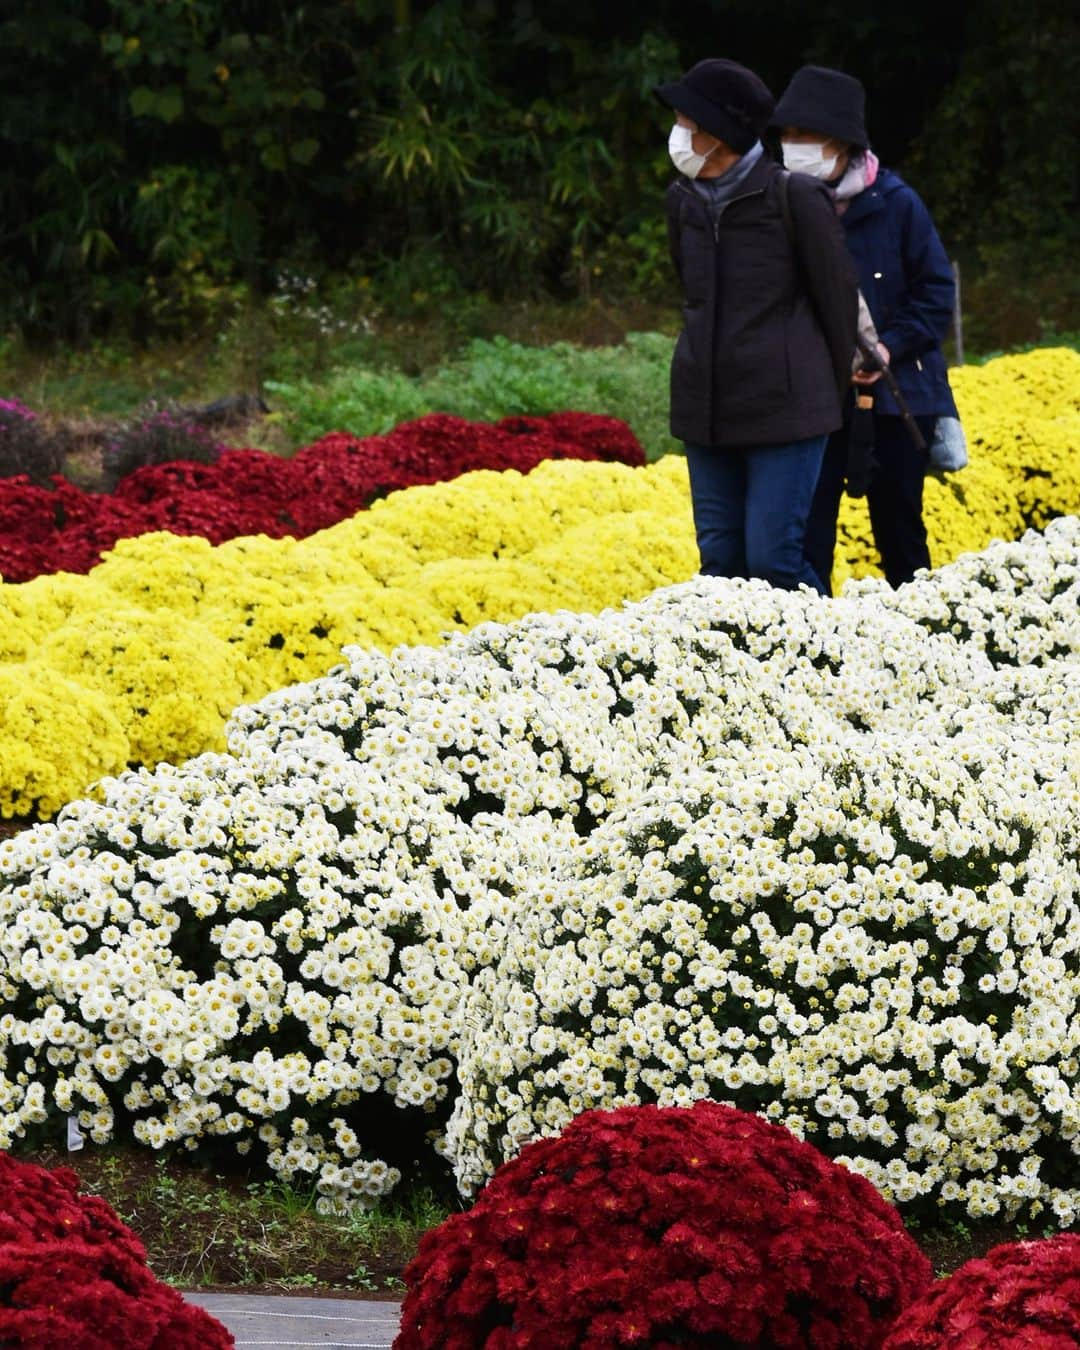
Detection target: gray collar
<box><xmin>691</xmin><ymin>141</ymin><xmax>766</xmax><ymax>217</ymax></box>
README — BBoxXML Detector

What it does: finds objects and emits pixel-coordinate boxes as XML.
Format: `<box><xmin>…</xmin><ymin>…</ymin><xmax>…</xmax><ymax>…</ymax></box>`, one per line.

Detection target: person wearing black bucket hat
<box><xmin>654</xmin><ymin>58</ymin><xmax>775</xmax><ymax>155</ymax></box>
<box><xmin>771</xmin><ymin>65</ymin><xmax>960</xmax><ymax>592</ymax></box>
<box><xmin>654</xmin><ymin>59</ymin><xmax>858</xmax><ymax>594</ymax></box>
<box><xmin>772</xmin><ymin>65</ymin><xmax>869</xmax><ymax>155</ymax></box>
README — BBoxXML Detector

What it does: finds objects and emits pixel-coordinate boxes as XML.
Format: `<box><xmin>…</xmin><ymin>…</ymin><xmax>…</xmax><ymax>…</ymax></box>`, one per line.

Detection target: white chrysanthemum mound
<box><xmin>0</xmin><ymin>518</ymin><xmax>1077</xmax><ymax>1220</ymax></box>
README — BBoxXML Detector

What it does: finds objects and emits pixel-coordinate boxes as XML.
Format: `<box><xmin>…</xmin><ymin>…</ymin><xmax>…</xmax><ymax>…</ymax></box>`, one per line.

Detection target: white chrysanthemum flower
<box><xmin>0</xmin><ymin>518</ymin><xmax>1078</xmax><ymax>1220</ymax></box>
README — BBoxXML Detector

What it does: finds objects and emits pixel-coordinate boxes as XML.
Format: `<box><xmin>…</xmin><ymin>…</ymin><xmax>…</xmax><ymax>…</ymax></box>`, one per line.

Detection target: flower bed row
<box><xmin>0</xmin><ymin>411</ymin><xmax>644</xmax><ymax>583</ymax></box>
<box><xmin>1</xmin><ymin>347</ymin><xmax>1078</xmax><ymax>818</ymax></box>
<box><xmin>0</xmin><ymin>456</ymin><xmax>691</xmax><ymax>816</ymax></box>
<box><xmin>1</xmin><ymin>517</ymin><xmax>1077</xmax><ymax>1224</ymax></box>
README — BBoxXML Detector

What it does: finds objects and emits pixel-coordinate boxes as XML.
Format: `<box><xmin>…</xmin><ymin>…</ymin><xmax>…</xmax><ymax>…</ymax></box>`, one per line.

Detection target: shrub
<box><xmin>103</xmin><ymin>408</ymin><xmax>223</xmax><ymax>488</ymax></box>
<box><xmin>883</xmin><ymin>1233</ymin><xmax>1080</xmax><ymax>1348</ymax></box>
<box><xmin>0</xmin><ymin>398</ymin><xmax>65</xmax><ymax>483</ymax></box>
<box><xmin>0</xmin><ymin>1150</ymin><xmax>232</xmax><ymax>1348</ymax></box>
<box><xmin>0</xmin><ymin>519</ymin><xmax>1077</xmax><ymax>1221</ymax></box>
<box><xmin>397</xmin><ymin>1101</ymin><xmax>931</xmax><ymax>1349</ymax></box>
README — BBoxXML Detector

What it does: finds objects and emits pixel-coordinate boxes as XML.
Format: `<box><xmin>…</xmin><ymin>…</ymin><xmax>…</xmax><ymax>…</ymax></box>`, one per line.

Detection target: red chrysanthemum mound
<box><xmin>883</xmin><ymin>1233</ymin><xmax>1080</xmax><ymax>1349</ymax></box>
<box><xmin>0</xmin><ymin>1152</ymin><xmax>233</xmax><ymax>1349</ymax></box>
<box><xmin>0</xmin><ymin>411</ymin><xmax>645</xmax><ymax>582</ymax></box>
<box><xmin>395</xmin><ymin>1102</ymin><xmax>931</xmax><ymax>1350</ymax></box>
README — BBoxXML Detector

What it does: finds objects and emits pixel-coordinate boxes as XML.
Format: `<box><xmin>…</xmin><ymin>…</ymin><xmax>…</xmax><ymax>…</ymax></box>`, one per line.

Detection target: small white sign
<box><xmin>66</xmin><ymin>1116</ymin><xmax>85</xmax><ymax>1152</ymax></box>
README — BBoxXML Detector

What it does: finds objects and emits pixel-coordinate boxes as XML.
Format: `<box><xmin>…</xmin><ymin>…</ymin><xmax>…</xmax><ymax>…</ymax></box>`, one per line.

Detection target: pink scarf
<box><xmin>833</xmin><ymin>150</ymin><xmax>880</xmax><ymax>214</ymax></box>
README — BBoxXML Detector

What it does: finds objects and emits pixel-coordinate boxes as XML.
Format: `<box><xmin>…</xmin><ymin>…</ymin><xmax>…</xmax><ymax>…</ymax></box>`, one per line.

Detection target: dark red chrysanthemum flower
<box><xmin>883</xmin><ymin>1233</ymin><xmax>1080</xmax><ymax>1349</ymax></box>
<box><xmin>394</xmin><ymin>1102</ymin><xmax>930</xmax><ymax>1349</ymax></box>
<box><xmin>0</xmin><ymin>1152</ymin><xmax>233</xmax><ymax>1349</ymax></box>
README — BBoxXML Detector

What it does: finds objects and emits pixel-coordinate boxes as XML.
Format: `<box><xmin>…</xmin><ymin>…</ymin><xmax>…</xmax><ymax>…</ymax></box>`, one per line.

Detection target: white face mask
<box><xmin>782</xmin><ymin>139</ymin><xmax>839</xmax><ymax>181</ymax></box>
<box><xmin>668</xmin><ymin>122</ymin><xmax>716</xmax><ymax>179</ymax></box>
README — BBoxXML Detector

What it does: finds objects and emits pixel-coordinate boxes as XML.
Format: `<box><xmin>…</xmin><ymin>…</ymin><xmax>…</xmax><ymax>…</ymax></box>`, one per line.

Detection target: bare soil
<box><xmin>23</xmin><ymin>1142</ymin><xmax>425</xmax><ymax>1294</ymax></box>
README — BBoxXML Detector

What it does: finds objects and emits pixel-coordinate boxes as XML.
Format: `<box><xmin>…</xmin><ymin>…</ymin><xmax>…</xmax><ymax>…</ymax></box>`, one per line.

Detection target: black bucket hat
<box><xmin>654</xmin><ymin>58</ymin><xmax>775</xmax><ymax>155</ymax></box>
<box><xmin>770</xmin><ymin>65</ymin><xmax>869</xmax><ymax>150</ymax></box>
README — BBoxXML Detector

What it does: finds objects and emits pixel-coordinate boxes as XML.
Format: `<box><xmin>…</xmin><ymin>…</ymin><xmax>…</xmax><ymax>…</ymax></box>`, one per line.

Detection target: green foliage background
<box><xmin>267</xmin><ymin>331</ymin><xmax>677</xmax><ymax>456</ymax></box>
<box><xmin>1</xmin><ymin>1</ymin><xmax>1076</xmax><ymax>344</ymax></box>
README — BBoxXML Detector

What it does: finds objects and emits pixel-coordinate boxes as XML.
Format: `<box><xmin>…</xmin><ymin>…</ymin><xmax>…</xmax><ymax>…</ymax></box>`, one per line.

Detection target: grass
<box><xmin>19</xmin><ymin>1141</ymin><xmax>452</xmax><ymax>1295</ymax></box>
<box><xmin>3</xmin><ymin>296</ymin><xmax>683</xmax><ymax>466</ymax></box>
<box><xmin>1</xmin><ymin>296</ymin><xmax>678</xmax><ymax>423</ymax></box>
<box><xmin>263</xmin><ymin>330</ymin><xmax>680</xmax><ymax>459</ymax></box>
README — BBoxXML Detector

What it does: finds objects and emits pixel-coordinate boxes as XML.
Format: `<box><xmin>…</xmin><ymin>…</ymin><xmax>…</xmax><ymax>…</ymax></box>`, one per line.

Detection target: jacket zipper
<box><xmin>675</xmin><ymin>182</ymin><xmax>766</xmax><ymax>444</ymax></box>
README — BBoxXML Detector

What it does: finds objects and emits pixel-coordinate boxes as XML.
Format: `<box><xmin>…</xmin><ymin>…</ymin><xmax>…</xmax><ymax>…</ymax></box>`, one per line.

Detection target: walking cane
<box><xmin>854</xmin><ymin>335</ymin><xmax>927</xmax><ymax>454</ymax></box>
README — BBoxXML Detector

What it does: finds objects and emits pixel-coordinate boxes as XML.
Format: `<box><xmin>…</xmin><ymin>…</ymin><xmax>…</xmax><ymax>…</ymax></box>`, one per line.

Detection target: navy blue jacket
<box><xmin>840</xmin><ymin>168</ymin><xmax>958</xmax><ymax>418</ymax></box>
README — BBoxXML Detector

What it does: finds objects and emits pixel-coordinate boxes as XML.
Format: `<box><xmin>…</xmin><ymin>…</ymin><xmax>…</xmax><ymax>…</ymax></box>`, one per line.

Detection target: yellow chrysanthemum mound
<box><xmin>0</xmin><ymin>464</ymin><xmax>695</xmax><ymax>815</ymax></box>
<box><xmin>0</xmin><ymin>346</ymin><xmax>1077</xmax><ymax>816</ymax></box>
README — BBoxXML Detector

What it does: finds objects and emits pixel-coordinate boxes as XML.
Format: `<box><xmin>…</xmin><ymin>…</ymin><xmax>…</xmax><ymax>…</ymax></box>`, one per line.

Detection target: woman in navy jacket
<box><xmin>771</xmin><ymin>66</ymin><xmax>958</xmax><ymax>592</ymax></box>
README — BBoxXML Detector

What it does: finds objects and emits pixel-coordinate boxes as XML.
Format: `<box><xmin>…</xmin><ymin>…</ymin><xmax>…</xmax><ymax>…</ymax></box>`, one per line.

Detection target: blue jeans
<box><xmin>684</xmin><ymin>436</ymin><xmax>828</xmax><ymax>594</ymax></box>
